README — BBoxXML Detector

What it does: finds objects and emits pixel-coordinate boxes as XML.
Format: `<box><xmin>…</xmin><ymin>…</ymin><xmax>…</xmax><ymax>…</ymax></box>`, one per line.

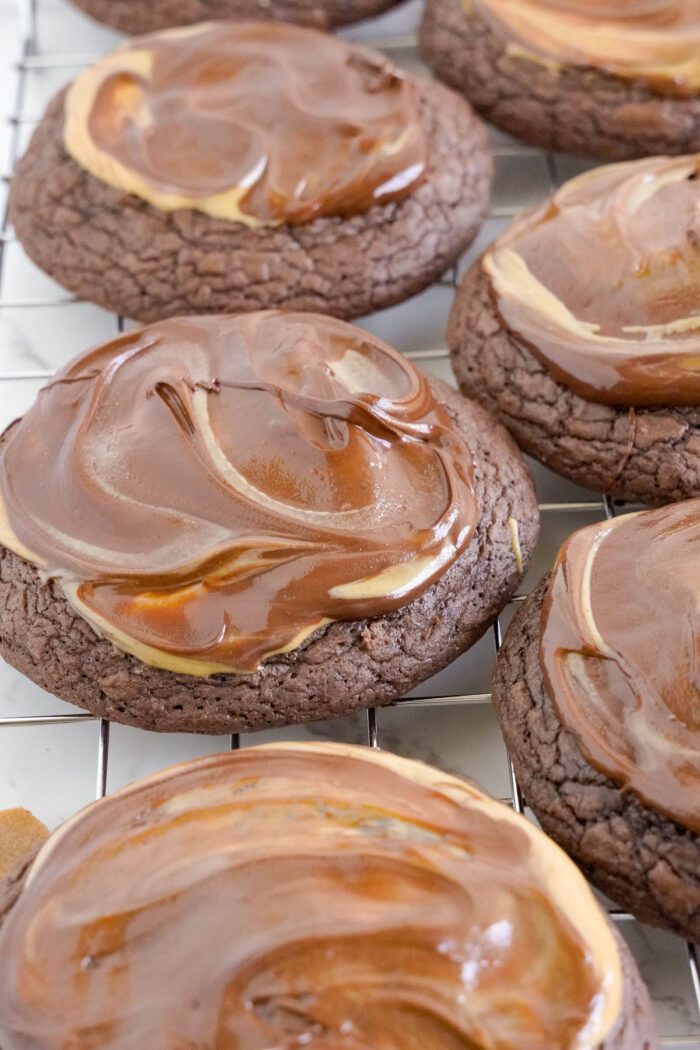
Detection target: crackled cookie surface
<box><xmin>70</xmin><ymin>0</ymin><xmax>405</xmax><ymax>33</ymax></box>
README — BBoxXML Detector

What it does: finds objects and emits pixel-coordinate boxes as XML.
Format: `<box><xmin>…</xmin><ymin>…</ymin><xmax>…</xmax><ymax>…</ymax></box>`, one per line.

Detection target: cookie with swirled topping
<box><xmin>0</xmin><ymin>743</ymin><xmax>656</xmax><ymax>1049</ymax></box>
<box><xmin>0</xmin><ymin>311</ymin><xmax>538</xmax><ymax>734</ymax></box>
<box><xmin>449</xmin><ymin>154</ymin><xmax>700</xmax><ymax>505</ymax></box>
<box><xmin>69</xmin><ymin>0</ymin><xmax>403</xmax><ymax>32</ymax></box>
<box><xmin>9</xmin><ymin>21</ymin><xmax>491</xmax><ymax>325</ymax></box>
<box><xmin>420</xmin><ymin>0</ymin><xmax>700</xmax><ymax>161</ymax></box>
<box><xmin>493</xmin><ymin>499</ymin><xmax>700</xmax><ymax>941</ymax></box>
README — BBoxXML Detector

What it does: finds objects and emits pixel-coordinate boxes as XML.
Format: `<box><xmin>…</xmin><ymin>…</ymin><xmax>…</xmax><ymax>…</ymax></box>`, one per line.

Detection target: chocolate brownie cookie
<box><xmin>69</xmin><ymin>0</ymin><xmax>403</xmax><ymax>31</ymax></box>
<box><xmin>0</xmin><ymin>743</ymin><xmax>657</xmax><ymax>1049</ymax></box>
<box><xmin>9</xmin><ymin>22</ymin><xmax>491</xmax><ymax>324</ymax></box>
<box><xmin>449</xmin><ymin>155</ymin><xmax>700</xmax><ymax>505</ymax></box>
<box><xmin>493</xmin><ymin>502</ymin><xmax>700</xmax><ymax>941</ymax></box>
<box><xmin>420</xmin><ymin>0</ymin><xmax>700</xmax><ymax>161</ymax></box>
<box><xmin>0</xmin><ymin>312</ymin><xmax>538</xmax><ymax>735</ymax></box>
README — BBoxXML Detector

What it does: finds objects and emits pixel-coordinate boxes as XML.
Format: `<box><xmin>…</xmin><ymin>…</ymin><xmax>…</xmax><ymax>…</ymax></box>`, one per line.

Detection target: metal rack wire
<box><xmin>0</xmin><ymin>0</ymin><xmax>699</xmax><ymax>1043</ymax></box>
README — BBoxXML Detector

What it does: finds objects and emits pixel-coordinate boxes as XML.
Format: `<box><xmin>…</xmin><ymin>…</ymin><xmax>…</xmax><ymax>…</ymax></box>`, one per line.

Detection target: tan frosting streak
<box><xmin>471</xmin><ymin>0</ymin><xmax>700</xmax><ymax>93</ymax></box>
<box><xmin>0</xmin><ymin>312</ymin><xmax>477</xmax><ymax>675</ymax></box>
<box><xmin>63</xmin><ymin>21</ymin><xmax>427</xmax><ymax>226</ymax></box>
<box><xmin>483</xmin><ymin>155</ymin><xmax>700</xmax><ymax>406</ymax></box>
<box><xmin>0</xmin><ymin>742</ymin><xmax>622</xmax><ymax>1049</ymax></box>
<box><xmin>540</xmin><ymin>499</ymin><xmax>700</xmax><ymax>832</ymax></box>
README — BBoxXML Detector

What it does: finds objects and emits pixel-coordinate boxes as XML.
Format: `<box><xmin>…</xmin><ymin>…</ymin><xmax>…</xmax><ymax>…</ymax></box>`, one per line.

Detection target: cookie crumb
<box><xmin>0</xmin><ymin>808</ymin><xmax>49</xmax><ymax>878</ymax></box>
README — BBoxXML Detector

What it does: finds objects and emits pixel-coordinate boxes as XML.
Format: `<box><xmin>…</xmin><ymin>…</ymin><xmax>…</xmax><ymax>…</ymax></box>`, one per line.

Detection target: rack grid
<box><xmin>0</xmin><ymin>0</ymin><xmax>698</xmax><ymax>1044</ymax></box>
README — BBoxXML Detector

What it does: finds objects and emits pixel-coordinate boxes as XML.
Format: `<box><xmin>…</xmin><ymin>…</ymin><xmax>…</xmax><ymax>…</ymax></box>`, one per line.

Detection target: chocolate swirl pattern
<box><xmin>0</xmin><ymin>312</ymin><xmax>476</xmax><ymax>675</ymax></box>
<box><xmin>63</xmin><ymin>21</ymin><xmax>427</xmax><ymax>226</ymax></box>
<box><xmin>483</xmin><ymin>155</ymin><xmax>700</xmax><ymax>406</ymax></box>
<box><xmin>540</xmin><ymin>499</ymin><xmax>700</xmax><ymax>832</ymax></box>
<box><xmin>0</xmin><ymin>743</ymin><xmax>623</xmax><ymax>1049</ymax></box>
<box><xmin>470</xmin><ymin>0</ymin><xmax>700</xmax><ymax>94</ymax></box>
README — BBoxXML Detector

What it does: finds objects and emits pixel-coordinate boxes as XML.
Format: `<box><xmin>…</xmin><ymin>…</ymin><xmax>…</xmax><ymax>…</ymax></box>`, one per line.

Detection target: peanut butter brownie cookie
<box><xmin>493</xmin><ymin>501</ymin><xmax>700</xmax><ymax>941</ymax></box>
<box><xmin>449</xmin><ymin>155</ymin><xmax>700</xmax><ymax>505</ymax></box>
<box><xmin>420</xmin><ymin>0</ymin><xmax>700</xmax><ymax>161</ymax></box>
<box><xmin>70</xmin><ymin>0</ymin><xmax>403</xmax><ymax>31</ymax></box>
<box><xmin>0</xmin><ymin>743</ymin><xmax>656</xmax><ymax>1049</ymax></box>
<box><xmin>10</xmin><ymin>22</ymin><xmax>491</xmax><ymax>323</ymax></box>
<box><xmin>0</xmin><ymin>312</ymin><xmax>538</xmax><ymax>734</ymax></box>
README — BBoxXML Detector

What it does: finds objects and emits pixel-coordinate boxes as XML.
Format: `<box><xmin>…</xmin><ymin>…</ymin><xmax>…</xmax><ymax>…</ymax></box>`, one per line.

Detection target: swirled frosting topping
<box><xmin>0</xmin><ymin>312</ymin><xmax>477</xmax><ymax>675</ymax></box>
<box><xmin>541</xmin><ymin>499</ymin><xmax>700</xmax><ymax>832</ymax></box>
<box><xmin>63</xmin><ymin>21</ymin><xmax>427</xmax><ymax>226</ymax></box>
<box><xmin>469</xmin><ymin>0</ymin><xmax>700</xmax><ymax>93</ymax></box>
<box><xmin>483</xmin><ymin>155</ymin><xmax>700</xmax><ymax>406</ymax></box>
<box><xmin>0</xmin><ymin>743</ymin><xmax>623</xmax><ymax>1049</ymax></box>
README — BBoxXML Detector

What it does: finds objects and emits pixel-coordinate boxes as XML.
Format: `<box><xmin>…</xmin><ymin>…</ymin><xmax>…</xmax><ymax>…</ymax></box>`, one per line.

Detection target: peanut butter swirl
<box><xmin>470</xmin><ymin>0</ymin><xmax>700</xmax><ymax>94</ymax></box>
<box><xmin>0</xmin><ymin>312</ymin><xmax>477</xmax><ymax>676</ymax></box>
<box><xmin>63</xmin><ymin>21</ymin><xmax>427</xmax><ymax>226</ymax></box>
<box><xmin>483</xmin><ymin>155</ymin><xmax>700</xmax><ymax>406</ymax></box>
<box><xmin>0</xmin><ymin>743</ymin><xmax>623</xmax><ymax>1049</ymax></box>
<box><xmin>541</xmin><ymin>499</ymin><xmax>700</xmax><ymax>832</ymax></box>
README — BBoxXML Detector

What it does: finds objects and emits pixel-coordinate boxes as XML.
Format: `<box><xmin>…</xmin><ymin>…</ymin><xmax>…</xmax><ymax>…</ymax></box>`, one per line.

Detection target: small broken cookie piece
<box><xmin>449</xmin><ymin>154</ymin><xmax>700</xmax><ymax>505</ymax></box>
<box><xmin>0</xmin><ymin>809</ymin><xmax>49</xmax><ymax>880</ymax></box>
<box><xmin>420</xmin><ymin>0</ymin><xmax>700</xmax><ymax>161</ymax></box>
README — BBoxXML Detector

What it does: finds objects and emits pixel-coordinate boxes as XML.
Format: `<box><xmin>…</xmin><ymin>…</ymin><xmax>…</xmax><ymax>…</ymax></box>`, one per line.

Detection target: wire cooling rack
<box><xmin>0</xmin><ymin>0</ymin><xmax>698</xmax><ymax>1043</ymax></box>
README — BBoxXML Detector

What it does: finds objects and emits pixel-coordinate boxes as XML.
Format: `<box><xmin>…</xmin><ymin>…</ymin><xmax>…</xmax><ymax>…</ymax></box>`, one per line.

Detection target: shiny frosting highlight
<box><xmin>63</xmin><ymin>21</ymin><xmax>427</xmax><ymax>226</ymax></box>
<box><xmin>483</xmin><ymin>155</ymin><xmax>700</xmax><ymax>406</ymax></box>
<box><xmin>469</xmin><ymin>0</ymin><xmax>700</xmax><ymax>93</ymax></box>
<box><xmin>0</xmin><ymin>743</ymin><xmax>623</xmax><ymax>1049</ymax></box>
<box><xmin>541</xmin><ymin>499</ymin><xmax>700</xmax><ymax>832</ymax></box>
<box><xmin>0</xmin><ymin>312</ymin><xmax>477</xmax><ymax>676</ymax></box>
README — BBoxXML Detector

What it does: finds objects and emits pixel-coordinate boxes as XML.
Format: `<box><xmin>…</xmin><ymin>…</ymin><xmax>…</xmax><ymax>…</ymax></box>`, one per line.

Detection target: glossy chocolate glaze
<box><xmin>64</xmin><ymin>21</ymin><xmax>427</xmax><ymax>225</ymax></box>
<box><xmin>0</xmin><ymin>744</ymin><xmax>623</xmax><ymax>1049</ymax></box>
<box><xmin>483</xmin><ymin>155</ymin><xmax>700</xmax><ymax>406</ymax></box>
<box><xmin>0</xmin><ymin>312</ymin><xmax>477</xmax><ymax>675</ymax></box>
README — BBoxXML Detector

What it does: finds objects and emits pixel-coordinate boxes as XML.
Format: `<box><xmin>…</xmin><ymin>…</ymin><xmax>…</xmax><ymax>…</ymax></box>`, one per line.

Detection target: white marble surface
<box><xmin>0</xmin><ymin>1</ymin><xmax>697</xmax><ymax>1044</ymax></box>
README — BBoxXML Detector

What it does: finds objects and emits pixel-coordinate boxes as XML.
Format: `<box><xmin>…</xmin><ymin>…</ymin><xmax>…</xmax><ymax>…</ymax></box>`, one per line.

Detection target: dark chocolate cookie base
<box><xmin>493</xmin><ymin>577</ymin><xmax>700</xmax><ymax>943</ymax></box>
<box><xmin>419</xmin><ymin>0</ymin><xmax>700</xmax><ymax>161</ymax></box>
<box><xmin>0</xmin><ymin>832</ymin><xmax>656</xmax><ymax>1050</ymax></box>
<box><xmin>69</xmin><ymin>0</ymin><xmax>403</xmax><ymax>32</ymax></box>
<box><xmin>9</xmin><ymin>81</ymin><xmax>491</xmax><ymax>325</ymax></box>
<box><xmin>0</xmin><ymin>382</ymin><xmax>538</xmax><ymax>735</ymax></box>
<box><xmin>448</xmin><ymin>264</ymin><xmax>700</xmax><ymax>506</ymax></box>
